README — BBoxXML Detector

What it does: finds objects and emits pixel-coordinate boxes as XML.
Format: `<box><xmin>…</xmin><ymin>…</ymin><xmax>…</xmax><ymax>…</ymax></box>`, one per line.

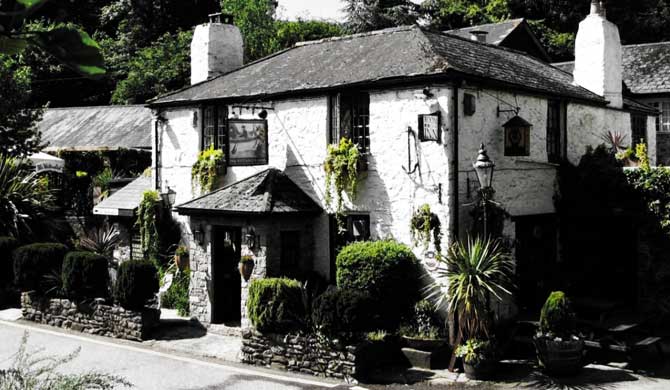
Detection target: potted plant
<box><xmin>239</xmin><ymin>255</ymin><xmax>255</xmax><ymax>281</ymax></box>
<box><xmin>533</xmin><ymin>291</ymin><xmax>584</xmax><ymax>376</ymax></box>
<box><xmin>174</xmin><ymin>245</ymin><xmax>189</xmax><ymax>271</ymax></box>
<box><xmin>456</xmin><ymin>339</ymin><xmax>496</xmax><ymax>380</ymax></box>
<box><xmin>410</xmin><ymin>204</ymin><xmax>442</xmax><ymax>254</ymax></box>
<box><xmin>432</xmin><ymin>237</ymin><xmax>515</xmax><ymax>379</ymax></box>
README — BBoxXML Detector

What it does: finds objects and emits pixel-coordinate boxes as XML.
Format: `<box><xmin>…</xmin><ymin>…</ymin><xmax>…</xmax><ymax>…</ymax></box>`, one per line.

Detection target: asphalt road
<box><xmin>0</xmin><ymin>321</ymin><xmax>343</xmax><ymax>390</ymax></box>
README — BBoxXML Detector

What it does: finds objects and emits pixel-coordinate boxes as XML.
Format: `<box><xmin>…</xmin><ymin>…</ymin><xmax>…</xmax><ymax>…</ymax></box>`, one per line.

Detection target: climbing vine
<box><xmin>324</xmin><ymin>137</ymin><xmax>360</xmax><ymax>220</ymax></box>
<box><xmin>410</xmin><ymin>204</ymin><xmax>442</xmax><ymax>254</ymax></box>
<box><xmin>137</xmin><ymin>190</ymin><xmax>161</xmax><ymax>261</ymax></box>
<box><xmin>192</xmin><ymin>145</ymin><xmax>225</xmax><ymax>193</ymax></box>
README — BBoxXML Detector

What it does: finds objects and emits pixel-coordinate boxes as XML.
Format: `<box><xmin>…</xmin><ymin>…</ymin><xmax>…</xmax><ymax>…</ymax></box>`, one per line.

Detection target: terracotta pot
<box><xmin>239</xmin><ymin>260</ymin><xmax>255</xmax><ymax>281</ymax></box>
<box><xmin>534</xmin><ymin>336</ymin><xmax>584</xmax><ymax>376</ymax></box>
<box><xmin>174</xmin><ymin>254</ymin><xmax>189</xmax><ymax>271</ymax></box>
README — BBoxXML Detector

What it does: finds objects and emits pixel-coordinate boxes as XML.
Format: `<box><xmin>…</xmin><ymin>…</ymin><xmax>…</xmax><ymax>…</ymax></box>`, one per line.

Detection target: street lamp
<box><xmin>161</xmin><ymin>186</ymin><xmax>177</xmax><ymax>208</ymax></box>
<box><xmin>473</xmin><ymin>143</ymin><xmax>495</xmax><ymax>238</ymax></box>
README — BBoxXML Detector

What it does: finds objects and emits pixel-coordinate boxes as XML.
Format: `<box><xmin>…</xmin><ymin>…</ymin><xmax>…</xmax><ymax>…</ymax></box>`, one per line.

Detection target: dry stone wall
<box><xmin>21</xmin><ymin>292</ymin><xmax>160</xmax><ymax>341</ymax></box>
<box><xmin>241</xmin><ymin>329</ymin><xmax>360</xmax><ymax>381</ymax></box>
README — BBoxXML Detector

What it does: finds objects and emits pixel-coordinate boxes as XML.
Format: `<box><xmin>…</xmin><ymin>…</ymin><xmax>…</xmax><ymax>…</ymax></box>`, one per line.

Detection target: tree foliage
<box><xmin>344</xmin><ymin>0</ymin><xmax>420</xmax><ymax>33</ymax></box>
<box><xmin>222</xmin><ymin>0</ymin><xmax>277</xmax><ymax>61</ymax></box>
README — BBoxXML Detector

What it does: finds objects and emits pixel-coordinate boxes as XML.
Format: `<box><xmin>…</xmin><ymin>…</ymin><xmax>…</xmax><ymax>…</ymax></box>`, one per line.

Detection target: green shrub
<box><xmin>0</xmin><ymin>237</ymin><xmax>18</xmax><ymax>286</ymax></box>
<box><xmin>336</xmin><ymin>240</ymin><xmax>419</xmax><ymax>328</ymax></box>
<box><xmin>312</xmin><ymin>288</ymin><xmax>379</xmax><ymax>336</ymax></box>
<box><xmin>13</xmin><ymin>243</ymin><xmax>68</xmax><ymax>292</ymax></box>
<box><xmin>539</xmin><ymin>291</ymin><xmax>577</xmax><ymax>336</ymax></box>
<box><xmin>247</xmin><ymin>278</ymin><xmax>304</xmax><ymax>333</ymax></box>
<box><xmin>62</xmin><ymin>251</ymin><xmax>110</xmax><ymax>300</ymax></box>
<box><xmin>161</xmin><ymin>269</ymin><xmax>190</xmax><ymax>317</ymax></box>
<box><xmin>114</xmin><ymin>260</ymin><xmax>159</xmax><ymax>310</ymax></box>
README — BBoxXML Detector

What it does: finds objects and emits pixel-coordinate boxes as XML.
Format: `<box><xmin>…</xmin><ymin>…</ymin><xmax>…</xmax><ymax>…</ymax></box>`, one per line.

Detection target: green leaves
<box><xmin>31</xmin><ymin>26</ymin><xmax>105</xmax><ymax>76</ymax></box>
<box><xmin>0</xmin><ymin>36</ymin><xmax>27</xmax><ymax>54</ymax></box>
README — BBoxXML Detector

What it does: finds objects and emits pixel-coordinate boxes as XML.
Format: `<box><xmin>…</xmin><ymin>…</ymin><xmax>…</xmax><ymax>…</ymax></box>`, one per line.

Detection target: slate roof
<box><xmin>151</xmin><ymin>25</ymin><xmax>605</xmax><ymax>107</ymax></box>
<box><xmin>176</xmin><ymin>168</ymin><xmax>322</xmax><ymax>215</ymax></box>
<box><xmin>38</xmin><ymin>105</ymin><xmax>152</xmax><ymax>151</ymax></box>
<box><xmin>553</xmin><ymin>41</ymin><xmax>670</xmax><ymax>95</ymax></box>
<box><xmin>93</xmin><ymin>176</ymin><xmax>152</xmax><ymax>217</ymax></box>
<box><xmin>446</xmin><ymin>18</ymin><xmax>525</xmax><ymax>45</ymax></box>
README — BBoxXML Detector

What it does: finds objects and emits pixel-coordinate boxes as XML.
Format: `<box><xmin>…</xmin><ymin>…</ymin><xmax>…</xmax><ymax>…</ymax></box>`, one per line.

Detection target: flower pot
<box><xmin>534</xmin><ymin>336</ymin><xmax>584</xmax><ymax>376</ymax></box>
<box><xmin>401</xmin><ymin>336</ymin><xmax>448</xmax><ymax>352</ymax></box>
<box><xmin>239</xmin><ymin>260</ymin><xmax>255</xmax><ymax>281</ymax></box>
<box><xmin>174</xmin><ymin>254</ymin><xmax>189</xmax><ymax>271</ymax></box>
<box><xmin>463</xmin><ymin>359</ymin><xmax>497</xmax><ymax>380</ymax></box>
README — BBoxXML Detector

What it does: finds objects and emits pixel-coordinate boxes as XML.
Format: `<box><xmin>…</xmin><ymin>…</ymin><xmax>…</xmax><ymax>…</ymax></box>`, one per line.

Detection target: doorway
<box><xmin>211</xmin><ymin>226</ymin><xmax>241</xmax><ymax>325</ymax></box>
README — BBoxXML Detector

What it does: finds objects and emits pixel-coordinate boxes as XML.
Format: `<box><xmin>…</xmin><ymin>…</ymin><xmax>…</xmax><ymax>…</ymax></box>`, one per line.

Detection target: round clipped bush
<box><xmin>13</xmin><ymin>243</ymin><xmax>68</xmax><ymax>292</ymax></box>
<box><xmin>312</xmin><ymin>288</ymin><xmax>379</xmax><ymax>336</ymax></box>
<box><xmin>336</xmin><ymin>240</ymin><xmax>419</xmax><ymax>328</ymax></box>
<box><xmin>114</xmin><ymin>260</ymin><xmax>159</xmax><ymax>310</ymax></box>
<box><xmin>247</xmin><ymin>278</ymin><xmax>304</xmax><ymax>333</ymax></box>
<box><xmin>0</xmin><ymin>237</ymin><xmax>18</xmax><ymax>286</ymax></box>
<box><xmin>539</xmin><ymin>291</ymin><xmax>577</xmax><ymax>336</ymax></box>
<box><xmin>62</xmin><ymin>251</ymin><xmax>110</xmax><ymax>300</ymax></box>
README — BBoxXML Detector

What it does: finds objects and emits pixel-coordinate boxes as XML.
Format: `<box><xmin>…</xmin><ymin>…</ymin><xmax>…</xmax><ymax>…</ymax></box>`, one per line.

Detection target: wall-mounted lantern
<box><xmin>193</xmin><ymin>225</ymin><xmax>205</xmax><ymax>246</ymax></box>
<box><xmin>245</xmin><ymin>225</ymin><xmax>259</xmax><ymax>250</ymax></box>
<box><xmin>160</xmin><ymin>186</ymin><xmax>177</xmax><ymax>208</ymax></box>
<box><xmin>503</xmin><ymin>115</ymin><xmax>532</xmax><ymax>156</ymax></box>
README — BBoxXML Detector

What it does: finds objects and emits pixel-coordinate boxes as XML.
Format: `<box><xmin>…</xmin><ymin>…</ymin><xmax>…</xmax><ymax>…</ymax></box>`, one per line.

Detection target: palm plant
<box><xmin>0</xmin><ymin>155</ymin><xmax>55</xmax><ymax>239</ymax></box>
<box><xmin>433</xmin><ymin>237</ymin><xmax>515</xmax><ymax>339</ymax></box>
<box><xmin>78</xmin><ymin>224</ymin><xmax>121</xmax><ymax>264</ymax></box>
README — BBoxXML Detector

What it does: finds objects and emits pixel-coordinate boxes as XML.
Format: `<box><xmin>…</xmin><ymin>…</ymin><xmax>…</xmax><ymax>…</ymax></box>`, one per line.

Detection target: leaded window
<box><xmin>202</xmin><ymin>105</ymin><xmax>228</xmax><ymax>151</ymax></box>
<box><xmin>547</xmin><ymin>100</ymin><xmax>565</xmax><ymax>163</ymax></box>
<box><xmin>631</xmin><ymin>114</ymin><xmax>647</xmax><ymax>145</ymax></box>
<box><xmin>328</xmin><ymin>92</ymin><xmax>370</xmax><ymax>154</ymax></box>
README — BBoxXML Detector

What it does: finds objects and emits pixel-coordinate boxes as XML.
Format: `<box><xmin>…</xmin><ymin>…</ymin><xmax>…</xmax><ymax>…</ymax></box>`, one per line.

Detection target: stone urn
<box><xmin>239</xmin><ymin>256</ymin><xmax>255</xmax><ymax>281</ymax></box>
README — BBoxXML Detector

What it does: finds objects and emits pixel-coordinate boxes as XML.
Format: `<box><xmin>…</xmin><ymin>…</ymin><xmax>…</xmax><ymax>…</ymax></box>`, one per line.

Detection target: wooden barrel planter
<box><xmin>534</xmin><ymin>336</ymin><xmax>584</xmax><ymax>376</ymax></box>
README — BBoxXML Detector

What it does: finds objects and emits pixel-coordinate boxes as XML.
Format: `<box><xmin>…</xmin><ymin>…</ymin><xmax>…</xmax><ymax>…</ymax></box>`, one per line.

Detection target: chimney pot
<box><xmin>208</xmin><ymin>12</ymin><xmax>234</xmax><ymax>25</ymax></box>
<box><xmin>470</xmin><ymin>31</ymin><xmax>488</xmax><ymax>43</ymax></box>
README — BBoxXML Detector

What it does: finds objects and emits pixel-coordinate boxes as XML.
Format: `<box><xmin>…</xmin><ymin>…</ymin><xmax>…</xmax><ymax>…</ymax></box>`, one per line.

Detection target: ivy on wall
<box><xmin>324</xmin><ymin>137</ymin><xmax>360</xmax><ymax>222</ymax></box>
<box><xmin>137</xmin><ymin>190</ymin><xmax>161</xmax><ymax>262</ymax></box>
<box><xmin>191</xmin><ymin>145</ymin><xmax>224</xmax><ymax>194</ymax></box>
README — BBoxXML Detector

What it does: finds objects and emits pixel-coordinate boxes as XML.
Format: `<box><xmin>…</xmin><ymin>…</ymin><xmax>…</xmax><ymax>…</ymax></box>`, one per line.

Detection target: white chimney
<box><xmin>191</xmin><ymin>13</ymin><xmax>244</xmax><ymax>85</ymax></box>
<box><xmin>573</xmin><ymin>1</ymin><xmax>623</xmax><ymax>108</ymax></box>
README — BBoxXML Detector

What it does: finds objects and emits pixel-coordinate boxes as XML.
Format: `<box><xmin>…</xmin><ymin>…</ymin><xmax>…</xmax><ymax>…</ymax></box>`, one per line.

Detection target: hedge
<box><xmin>312</xmin><ymin>288</ymin><xmax>379</xmax><ymax>336</ymax></box>
<box><xmin>62</xmin><ymin>251</ymin><xmax>110</xmax><ymax>300</ymax></box>
<box><xmin>0</xmin><ymin>237</ymin><xmax>18</xmax><ymax>286</ymax></box>
<box><xmin>13</xmin><ymin>243</ymin><xmax>68</xmax><ymax>292</ymax></box>
<box><xmin>114</xmin><ymin>260</ymin><xmax>159</xmax><ymax>310</ymax></box>
<box><xmin>247</xmin><ymin>278</ymin><xmax>304</xmax><ymax>333</ymax></box>
<box><xmin>336</xmin><ymin>240</ymin><xmax>419</xmax><ymax>328</ymax></box>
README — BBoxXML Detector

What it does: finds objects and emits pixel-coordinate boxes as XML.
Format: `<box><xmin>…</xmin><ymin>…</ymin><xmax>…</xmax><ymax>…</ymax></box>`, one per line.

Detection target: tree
<box><xmin>275</xmin><ymin>19</ymin><xmax>344</xmax><ymax>49</ymax></box>
<box><xmin>0</xmin><ymin>0</ymin><xmax>105</xmax><ymax>76</ymax></box>
<box><xmin>420</xmin><ymin>0</ymin><xmax>510</xmax><ymax>30</ymax></box>
<box><xmin>344</xmin><ymin>0</ymin><xmax>420</xmax><ymax>33</ymax></box>
<box><xmin>111</xmin><ymin>30</ymin><xmax>192</xmax><ymax>104</ymax></box>
<box><xmin>0</xmin><ymin>56</ymin><xmax>44</xmax><ymax>157</ymax></box>
<box><xmin>221</xmin><ymin>0</ymin><xmax>278</xmax><ymax>61</ymax></box>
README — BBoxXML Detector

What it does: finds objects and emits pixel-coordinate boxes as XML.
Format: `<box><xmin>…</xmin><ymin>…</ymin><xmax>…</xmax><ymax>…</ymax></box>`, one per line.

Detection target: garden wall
<box><xmin>241</xmin><ymin>329</ymin><xmax>360</xmax><ymax>380</ymax></box>
<box><xmin>21</xmin><ymin>292</ymin><xmax>160</xmax><ymax>341</ymax></box>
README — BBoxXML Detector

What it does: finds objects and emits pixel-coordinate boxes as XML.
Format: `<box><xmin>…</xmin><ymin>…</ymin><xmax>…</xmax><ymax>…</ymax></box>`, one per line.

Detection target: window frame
<box><xmin>631</xmin><ymin>113</ymin><xmax>648</xmax><ymax>146</ymax></box>
<box><xmin>201</xmin><ymin>105</ymin><xmax>229</xmax><ymax>154</ymax></box>
<box><xmin>327</xmin><ymin>91</ymin><xmax>371</xmax><ymax>154</ymax></box>
<box><xmin>651</xmin><ymin>101</ymin><xmax>670</xmax><ymax>133</ymax></box>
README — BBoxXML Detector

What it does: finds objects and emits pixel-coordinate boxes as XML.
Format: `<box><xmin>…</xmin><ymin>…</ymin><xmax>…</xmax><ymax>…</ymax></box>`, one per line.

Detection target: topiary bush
<box><xmin>336</xmin><ymin>240</ymin><xmax>419</xmax><ymax>328</ymax></box>
<box><xmin>312</xmin><ymin>288</ymin><xmax>379</xmax><ymax>337</ymax></box>
<box><xmin>13</xmin><ymin>243</ymin><xmax>68</xmax><ymax>293</ymax></box>
<box><xmin>62</xmin><ymin>251</ymin><xmax>110</xmax><ymax>300</ymax></box>
<box><xmin>539</xmin><ymin>291</ymin><xmax>577</xmax><ymax>337</ymax></box>
<box><xmin>0</xmin><ymin>237</ymin><xmax>18</xmax><ymax>286</ymax></box>
<box><xmin>247</xmin><ymin>278</ymin><xmax>304</xmax><ymax>333</ymax></box>
<box><xmin>114</xmin><ymin>260</ymin><xmax>159</xmax><ymax>310</ymax></box>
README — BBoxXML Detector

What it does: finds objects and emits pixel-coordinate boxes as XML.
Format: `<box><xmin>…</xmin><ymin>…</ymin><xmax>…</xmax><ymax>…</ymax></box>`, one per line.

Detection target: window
<box><xmin>631</xmin><ymin>114</ymin><xmax>647</xmax><ymax>145</ymax></box>
<box><xmin>130</xmin><ymin>229</ymin><xmax>143</xmax><ymax>260</ymax></box>
<box><xmin>652</xmin><ymin>102</ymin><xmax>670</xmax><ymax>132</ymax></box>
<box><xmin>202</xmin><ymin>105</ymin><xmax>228</xmax><ymax>151</ymax></box>
<box><xmin>328</xmin><ymin>92</ymin><xmax>370</xmax><ymax>153</ymax></box>
<box><xmin>547</xmin><ymin>100</ymin><xmax>566</xmax><ymax>163</ymax></box>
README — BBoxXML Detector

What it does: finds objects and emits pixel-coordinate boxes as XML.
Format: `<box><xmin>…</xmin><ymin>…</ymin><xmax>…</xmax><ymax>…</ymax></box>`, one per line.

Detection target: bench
<box><xmin>584</xmin><ymin>336</ymin><xmax>664</xmax><ymax>361</ymax></box>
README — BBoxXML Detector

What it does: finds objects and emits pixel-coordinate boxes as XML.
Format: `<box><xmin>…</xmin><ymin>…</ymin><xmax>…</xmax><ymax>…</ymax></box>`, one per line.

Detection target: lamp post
<box><xmin>473</xmin><ymin>144</ymin><xmax>495</xmax><ymax>238</ymax></box>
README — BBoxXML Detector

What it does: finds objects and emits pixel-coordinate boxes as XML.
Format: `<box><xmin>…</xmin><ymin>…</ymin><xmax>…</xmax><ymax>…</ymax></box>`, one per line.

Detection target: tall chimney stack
<box><xmin>573</xmin><ymin>1</ymin><xmax>623</xmax><ymax>108</ymax></box>
<box><xmin>190</xmin><ymin>13</ymin><xmax>244</xmax><ymax>85</ymax></box>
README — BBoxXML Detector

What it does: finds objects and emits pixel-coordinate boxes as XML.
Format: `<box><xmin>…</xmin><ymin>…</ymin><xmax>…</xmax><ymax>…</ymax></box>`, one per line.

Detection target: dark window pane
<box><xmin>338</xmin><ymin>92</ymin><xmax>370</xmax><ymax>153</ymax></box>
<box><xmin>280</xmin><ymin>231</ymin><xmax>300</xmax><ymax>277</ymax></box>
<box><xmin>204</xmin><ymin>106</ymin><xmax>215</xmax><ymax>150</ymax></box>
<box><xmin>631</xmin><ymin>114</ymin><xmax>647</xmax><ymax>145</ymax></box>
<box><xmin>547</xmin><ymin>100</ymin><xmax>563</xmax><ymax>163</ymax></box>
<box><xmin>217</xmin><ymin>106</ymin><xmax>227</xmax><ymax>151</ymax></box>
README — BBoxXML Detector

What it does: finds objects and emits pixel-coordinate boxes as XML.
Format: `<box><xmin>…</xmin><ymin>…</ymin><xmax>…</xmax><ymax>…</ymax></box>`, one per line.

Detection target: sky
<box><xmin>276</xmin><ymin>0</ymin><xmax>423</xmax><ymax>22</ymax></box>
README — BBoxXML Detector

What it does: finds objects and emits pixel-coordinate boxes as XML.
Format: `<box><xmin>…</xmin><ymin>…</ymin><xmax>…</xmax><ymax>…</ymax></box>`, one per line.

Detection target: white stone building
<box><xmin>144</xmin><ymin>2</ymin><xmax>657</xmax><ymax>327</ymax></box>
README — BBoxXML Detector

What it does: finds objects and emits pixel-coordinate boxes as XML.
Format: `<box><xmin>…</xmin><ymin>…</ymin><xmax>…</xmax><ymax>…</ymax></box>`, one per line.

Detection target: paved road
<box><xmin>0</xmin><ymin>321</ymin><xmax>342</xmax><ymax>390</ymax></box>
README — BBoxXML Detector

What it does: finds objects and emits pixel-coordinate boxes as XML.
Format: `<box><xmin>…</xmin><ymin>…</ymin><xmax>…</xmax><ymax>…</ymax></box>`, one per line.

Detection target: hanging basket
<box><xmin>239</xmin><ymin>257</ymin><xmax>255</xmax><ymax>281</ymax></box>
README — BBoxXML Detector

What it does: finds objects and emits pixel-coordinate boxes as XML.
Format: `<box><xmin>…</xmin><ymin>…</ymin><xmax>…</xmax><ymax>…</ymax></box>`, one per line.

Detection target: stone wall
<box><xmin>21</xmin><ymin>292</ymin><xmax>160</xmax><ymax>341</ymax></box>
<box><xmin>241</xmin><ymin>329</ymin><xmax>359</xmax><ymax>381</ymax></box>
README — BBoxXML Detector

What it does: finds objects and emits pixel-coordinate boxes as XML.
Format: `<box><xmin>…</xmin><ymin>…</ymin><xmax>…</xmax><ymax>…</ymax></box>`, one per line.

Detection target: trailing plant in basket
<box><xmin>410</xmin><ymin>204</ymin><xmax>442</xmax><ymax>253</ymax></box>
<box><xmin>192</xmin><ymin>145</ymin><xmax>224</xmax><ymax>193</ymax></box>
<box><xmin>324</xmin><ymin>137</ymin><xmax>360</xmax><ymax>223</ymax></box>
<box><xmin>136</xmin><ymin>190</ymin><xmax>160</xmax><ymax>261</ymax></box>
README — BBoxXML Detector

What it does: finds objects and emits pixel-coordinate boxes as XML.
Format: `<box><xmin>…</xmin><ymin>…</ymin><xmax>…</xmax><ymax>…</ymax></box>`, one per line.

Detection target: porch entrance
<box><xmin>211</xmin><ymin>226</ymin><xmax>241</xmax><ymax>325</ymax></box>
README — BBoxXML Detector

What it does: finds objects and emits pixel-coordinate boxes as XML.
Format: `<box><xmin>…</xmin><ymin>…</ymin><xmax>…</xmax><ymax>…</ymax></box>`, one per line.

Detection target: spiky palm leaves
<box><xmin>434</xmin><ymin>237</ymin><xmax>514</xmax><ymax>339</ymax></box>
<box><xmin>0</xmin><ymin>155</ymin><xmax>55</xmax><ymax>239</ymax></box>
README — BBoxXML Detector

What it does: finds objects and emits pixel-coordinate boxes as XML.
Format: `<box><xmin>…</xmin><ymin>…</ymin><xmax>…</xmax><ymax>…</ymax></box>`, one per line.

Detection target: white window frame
<box><xmin>650</xmin><ymin>100</ymin><xmax>670</xmax><ymax>133</ymax></box>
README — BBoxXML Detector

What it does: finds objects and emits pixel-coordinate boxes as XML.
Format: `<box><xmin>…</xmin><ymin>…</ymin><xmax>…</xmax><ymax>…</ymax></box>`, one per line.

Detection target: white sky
<box><xmin>276</xmin><ymin>0</ymin><xmax>423</xmax><ymax>22</ymax></box>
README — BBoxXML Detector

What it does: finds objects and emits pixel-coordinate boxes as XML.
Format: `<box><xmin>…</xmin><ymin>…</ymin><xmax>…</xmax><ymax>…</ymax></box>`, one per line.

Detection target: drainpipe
<box><xmin>449</xmin><ymin>84</ymin><xmax>460</xmax><ymax>246</ymax></box>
